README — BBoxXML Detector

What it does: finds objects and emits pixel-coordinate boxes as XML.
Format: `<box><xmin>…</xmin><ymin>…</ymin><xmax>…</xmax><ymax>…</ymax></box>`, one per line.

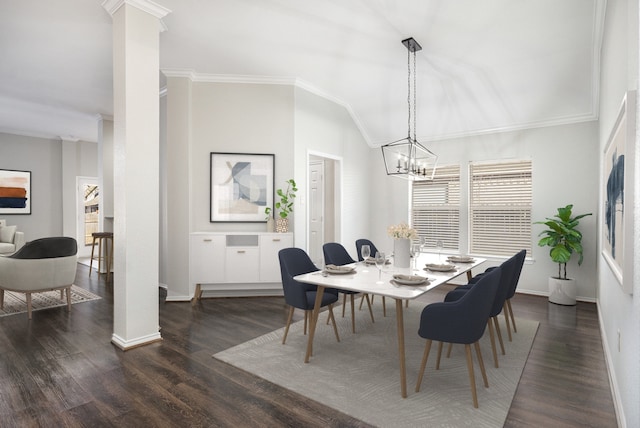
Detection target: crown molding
<box><xmin>102</xmin><ymin>0</ymin><xmax>171</xmax><ymax>31</ymax></box>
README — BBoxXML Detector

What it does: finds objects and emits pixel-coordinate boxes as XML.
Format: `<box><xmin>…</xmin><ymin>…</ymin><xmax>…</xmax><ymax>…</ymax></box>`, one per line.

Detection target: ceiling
<box><xmin>0</xmin><ymin>0</ymin><xmax>604</xmax><ymax>145</ymax></box>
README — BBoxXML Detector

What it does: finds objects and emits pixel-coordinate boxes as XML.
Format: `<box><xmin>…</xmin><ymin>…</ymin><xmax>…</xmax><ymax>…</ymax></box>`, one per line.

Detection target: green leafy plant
<box><xmin>535</xmin><ymin>204</ymin><xmax>592</xmax><ymax>280</ymax></box>
<box><xmin>265</xmin><ymin>179</ymin><xmax>298</xmax><ymax>219</ymax></box>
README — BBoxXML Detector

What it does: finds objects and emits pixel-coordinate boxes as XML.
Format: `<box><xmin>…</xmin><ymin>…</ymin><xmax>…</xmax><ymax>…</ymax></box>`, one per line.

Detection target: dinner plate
<box><xmin>392</xmin><ymin>274</ymin><xmax>428</xmax><ymax>286</ymax></box>
<box><xmin>324</xmin><ymin>265</ymin><xmax>356</xmax><ymax>274</ymax></box>
<box><xmin>364</xmin><ymin>258</ymin><xmax>391</xmax><ymax>265</ymax></box>
<box><xmin>447</xmin><ymin>256</ymin><xmax>475</xmax><ymax>263</ymax></box>
<box><xmin>424</xmin><ymin>263</ymin><xmax>457</xmax><ymax>272</ymax></box>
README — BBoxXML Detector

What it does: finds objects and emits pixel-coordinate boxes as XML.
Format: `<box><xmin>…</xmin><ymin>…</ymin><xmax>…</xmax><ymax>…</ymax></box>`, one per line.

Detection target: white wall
<box><xmin>597</xmin><ymin>0</ymin><xmax>640</xmax><ymax>426</ymax></box>
<box><xmin>293</xmin><ymin>87</ymin><xmax>371</xmax><ymax>259</ymax></box>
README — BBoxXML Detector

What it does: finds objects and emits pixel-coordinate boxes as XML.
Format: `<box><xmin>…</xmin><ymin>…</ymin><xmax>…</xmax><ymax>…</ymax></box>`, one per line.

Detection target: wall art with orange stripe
<box><xmin>0</xmin><ymin>169</ymin><xmax>31</xmax><ymax>214</ymax></box>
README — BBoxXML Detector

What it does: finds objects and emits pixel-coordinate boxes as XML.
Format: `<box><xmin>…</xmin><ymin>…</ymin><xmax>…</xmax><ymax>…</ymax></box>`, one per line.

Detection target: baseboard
<box><xmin>597</xmin><ymin>300</ymin><xmax>625</xmax><ymax>428</ymax></box>
<box><xmin>515</xmin><ymin>288</ymin><xmax>596</xmax><ymax>303</ymax></box>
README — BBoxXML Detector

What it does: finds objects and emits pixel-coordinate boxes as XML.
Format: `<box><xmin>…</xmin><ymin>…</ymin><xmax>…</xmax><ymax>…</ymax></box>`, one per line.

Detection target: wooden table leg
<box><xmin>395</xmin><ymin>298</ymin><xmax>408</xmax><ymax>398</ymax></box>
<box><xmin>466</xmin><ymin>270</ymin><xmax>472</xmax><ymax>281</ymax></box>
<box><xmin>305</xmin><ymin>285</ymin><xmax>325</xmax><ymax>363</ymax></box>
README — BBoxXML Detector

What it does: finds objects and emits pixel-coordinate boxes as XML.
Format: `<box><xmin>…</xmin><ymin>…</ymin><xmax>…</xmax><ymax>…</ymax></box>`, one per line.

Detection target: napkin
<box><xmin>325</xmin><ymin>264</ymin><xmax>354</xmax><ymax>272</ymax></box>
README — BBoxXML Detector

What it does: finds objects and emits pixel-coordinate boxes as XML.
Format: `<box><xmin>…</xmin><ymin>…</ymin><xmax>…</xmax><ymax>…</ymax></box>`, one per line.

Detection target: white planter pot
<box><xmin>548</xmin><ymin>277</ymin><xmax>577</xmax><ymax>305</ymax></box>
<box><xmin>394</xmin><ymin>238</ymin><xmax>411</xmax><ymax>268</ymax></box>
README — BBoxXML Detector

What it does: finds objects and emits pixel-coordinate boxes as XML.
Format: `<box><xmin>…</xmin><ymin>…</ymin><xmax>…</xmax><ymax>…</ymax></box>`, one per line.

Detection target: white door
<box><xmin>77</xmin><ymin>177</ymin><xmax>99</xmax><ymax>258</ymax></box>
<box><xmin>308</xmin><ymin>160</ymin><xmax>324</xmax><ymax>266</ymax></box>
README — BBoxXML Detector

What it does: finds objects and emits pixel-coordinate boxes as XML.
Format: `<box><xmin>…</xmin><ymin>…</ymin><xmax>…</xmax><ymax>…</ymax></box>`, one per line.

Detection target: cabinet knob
<box><xmin>272</xmin><ymin>238</ymin><xmax>281</xmax><ymax>242</ymax></box>
<box><xmin>203</xmin><ymin>239</ymin><xmax>212</xmax><ymax>242</ymax></box>
<box><xmin>237</xmin><ymin>250</ymin><xmax>245</xmax><ymax>254</ymax></box>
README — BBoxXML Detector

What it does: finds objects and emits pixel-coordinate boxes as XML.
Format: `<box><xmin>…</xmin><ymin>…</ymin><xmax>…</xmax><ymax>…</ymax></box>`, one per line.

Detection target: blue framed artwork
<box><xmin>210</xmin><ymin>152</ymin><xmax>274</xmax><ymax>222</ymax></box>
<box><xmin>602</xmin><ymin>91</ymin><xmax>635</xmax><ymax>294</ymax></box>
<box><xmin>0</xmin><ymin>169</ymin><xmax>31</xmax><ymax>215</ymax></box>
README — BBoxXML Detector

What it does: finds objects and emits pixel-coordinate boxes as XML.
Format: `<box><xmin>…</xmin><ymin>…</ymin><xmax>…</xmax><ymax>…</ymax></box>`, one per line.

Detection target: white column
<box><xmin>103</xmin><ymin>0</ymin><xmax>171</xmax><ymax>349</ymax></box>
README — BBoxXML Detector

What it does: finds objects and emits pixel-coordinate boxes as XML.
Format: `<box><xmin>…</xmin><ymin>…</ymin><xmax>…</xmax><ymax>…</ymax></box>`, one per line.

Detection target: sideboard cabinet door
<box><xmin>259</xmin><ymin>234</ymin><xmax>293</xmax><ymax>282</ymax></box>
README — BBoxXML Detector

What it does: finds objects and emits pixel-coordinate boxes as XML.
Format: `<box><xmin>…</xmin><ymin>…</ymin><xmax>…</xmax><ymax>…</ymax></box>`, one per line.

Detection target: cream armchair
<box><xmin>0</xmin><ymin>237</ymin><xmax>78</xmax><ymax>319</ymax></box>
<box><xmin>0</xmin><ymin>219</ymin><xmax>25</xmax><ymax>255</ymax></box>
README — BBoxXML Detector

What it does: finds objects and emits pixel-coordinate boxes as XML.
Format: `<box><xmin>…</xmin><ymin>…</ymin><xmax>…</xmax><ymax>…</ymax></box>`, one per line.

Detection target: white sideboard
<box><xmin>190</xmin><ymin>232</ymin><xmax>293</xmax><ymax>302</ymax></box>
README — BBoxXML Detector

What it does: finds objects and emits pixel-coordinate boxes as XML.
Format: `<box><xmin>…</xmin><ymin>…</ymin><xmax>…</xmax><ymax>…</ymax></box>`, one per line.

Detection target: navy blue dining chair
<box><xmin>355</xmin><ymin>238</ymin><xmax>389</xmax><ymax>315</ymax></box>
<box><xmin>322</xmin><ymin>242</ymin><xmax>374</xmax><ymax>333</ymax></box>
<box><xmin>278</xmin><ymin>248</ymin><xmax>340</xmax><ymax>345</ymax></box>
<box><xmin>453</xmin><ymin>249</ymin><xmax>526</xmax><ymax>342</ymax></box>
<box><xmin>415</xmin><ymin>267</ymin><xmax>502</xmax><ymax>408</ymax></box>
<box><xmin>444</xmin><ymin>253</ymin><xmax>518</xmax><ymax>368</ymax></box>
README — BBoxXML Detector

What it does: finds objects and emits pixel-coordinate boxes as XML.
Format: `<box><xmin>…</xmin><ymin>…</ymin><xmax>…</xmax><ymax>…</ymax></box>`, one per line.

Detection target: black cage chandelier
<box><xmin>381</xmin><ymin>37</ymin><xmax>437</xmax><ymax>181</ymax></box>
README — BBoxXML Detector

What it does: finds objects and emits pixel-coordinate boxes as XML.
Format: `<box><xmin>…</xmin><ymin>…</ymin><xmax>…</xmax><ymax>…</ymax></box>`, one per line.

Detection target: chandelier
<box><xmin>381</xmin><ymin>37</ymin><xmax>437</xmax><ymax>181</ymax></box>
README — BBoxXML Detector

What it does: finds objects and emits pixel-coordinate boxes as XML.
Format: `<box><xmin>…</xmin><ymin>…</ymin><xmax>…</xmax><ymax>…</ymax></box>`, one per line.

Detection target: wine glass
<box><xmin>375</xmin><ymin>251</ymin><xmax>386</xmax><ymax>283</ymax></box>
<box><xmin>411</xmin><ymin>243</ymin><xmax>421</xmax><ymax>269</ymax></box>
<box><xmin>361</xmin><ymin>244</ymin><xmax>371</xmax><ymax>262</ymax></box>
<box><xmin>420</xmin><ymin>236</ymin><xmax>428</xmax><ymax>253</ymax></box>
<box><xmin>436</xmin><ymin>239</ymin><xmax>443</xmax><ymax>262</ymax></box>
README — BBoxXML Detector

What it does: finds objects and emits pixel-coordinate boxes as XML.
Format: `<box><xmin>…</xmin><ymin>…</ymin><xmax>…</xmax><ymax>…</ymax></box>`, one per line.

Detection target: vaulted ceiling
<box><xmin>0</xmin><ymin>0</ymin><xmax>604</xmax><ymax>144</ymax></box>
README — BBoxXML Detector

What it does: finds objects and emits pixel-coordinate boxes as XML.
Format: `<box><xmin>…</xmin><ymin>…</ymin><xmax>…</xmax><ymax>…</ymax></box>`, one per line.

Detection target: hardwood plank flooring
<box><xmin>0</xmin><ymin>263</ymin><xmax>617</xmax><ymax>427</ymax></box>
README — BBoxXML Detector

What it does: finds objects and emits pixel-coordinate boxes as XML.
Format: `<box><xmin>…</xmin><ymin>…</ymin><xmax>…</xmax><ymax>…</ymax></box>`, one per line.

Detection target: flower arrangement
<box><xmin>387</xmin><ymin>222</ymin><xmax>417</xmax><ymax>240</ymax></box>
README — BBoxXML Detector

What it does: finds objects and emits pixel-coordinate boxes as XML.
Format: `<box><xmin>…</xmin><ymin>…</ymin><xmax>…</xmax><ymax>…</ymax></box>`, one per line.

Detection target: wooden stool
<box><xmin>89</xmin><ymin>232</ymin><xmax>114</xmax><ymax>283</ymax></box>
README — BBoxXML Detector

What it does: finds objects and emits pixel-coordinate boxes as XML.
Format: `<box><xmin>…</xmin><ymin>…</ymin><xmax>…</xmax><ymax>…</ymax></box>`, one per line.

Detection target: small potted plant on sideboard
<box><xmin>265</xmin><ymin>179</ymin><xmax>297</xmax><ymax>233</ymax></box>
<box><xmin>535</xmin><ymin>204</ymin><xmax>592</xmax><ymax>305</ymax></box>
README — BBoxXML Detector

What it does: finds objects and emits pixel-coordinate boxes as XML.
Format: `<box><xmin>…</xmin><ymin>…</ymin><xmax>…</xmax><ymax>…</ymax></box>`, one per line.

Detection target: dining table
<box><xmin>293</xmin><ymin>252</ymin><xmax>486</xmax><ymax>398</ymax></box>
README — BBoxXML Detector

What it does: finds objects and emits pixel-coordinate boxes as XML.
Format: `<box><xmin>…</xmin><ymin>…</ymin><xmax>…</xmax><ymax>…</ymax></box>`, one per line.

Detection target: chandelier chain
<box><xmin>407</xmin><ymin>45</ymin><xmax>411</xmax><ymax>140</ymax></box>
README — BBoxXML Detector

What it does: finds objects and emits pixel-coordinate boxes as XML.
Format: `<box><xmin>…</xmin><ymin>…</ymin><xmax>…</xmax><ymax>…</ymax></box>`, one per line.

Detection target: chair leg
<box><xmin>359</xmin><ymin>294</ymin><xmax>366</xmax><ymax>310</ymax></box>
<box><xmin>487</xmin><ymin>318</ymin><xmax>499</xmax><ymax>368</ymax></box>
<box><xmin>503</xmin><ymin>303</ymin><xmax>513</xmax><ymax>342</ymax></box>
<box><xmin>304</xmin><ymin>310</ymin><xmax>308</xmax><ymax>335</ymax></box>
<box><xmin>89</xmin><ymin>237</ymin><xmax>96</xmax><ymax>276</ymax></box>
<box><xmin>282</xmin><ymin>306</ymin><xmax>295</xmax><ymax>344</ymax></box>
<box><xmin>364</xmin><ymin>294</ymin><xmax>375</xmax><ymax>323</ymax></box>
<box><xmin>464</xmin><ymin>344</ymin><xmax>479</xmax><ymax>408</ymax></box>
<box><xmin>65</xmin><ymin>286</ymin><xmax>72</xmax><ymax>312</ymax></box>
<box><xmin>342</xmin><ymin>293</ymin><xmax>347</xmax><ymax>318</ymax></box>
<box><xmin>0</xmin><ymin>289</ymin><xmax>4</xmax><ymax>309</ymax></box>
<box><xmin>494</xmin><ymin>316</ymin><xmax>505</xmax><ymax>355</ymax></box>
<box><xmin>327</xmin><ymin>304</ymin><xmax>340</xmax><ymax>342</ymax></box>
<box><xmin>415</xmin><ymin>339</ymin><xmax>433</xmax><ymax>392</ymax></box>
<box><xmin>507</xmin><ymin>299</ymin><xmax>517</xmax><ymax>333</ymax></box>
<box><xmin>446</xmin><ymin>342</ymin><xmax>453</xmax><ymax>358</ymax></box>
<box><xmin>474</xmin><ymin>341</ymin><xmax>489</xmax><ymax>388</ymax></box>
<box><xmin>435</xmin><ymin>341</ymin><xmax>444</xmax><ymax>370</ymax></box>
<box><xmin>350</xmin><ymin>294</ymin><xmax>356</xmax><ymax>333</ymax></box>
<box><xmin>382</xmin><ymin>296</ymin><xmax>386</xmax><ymax>317</ymax></box>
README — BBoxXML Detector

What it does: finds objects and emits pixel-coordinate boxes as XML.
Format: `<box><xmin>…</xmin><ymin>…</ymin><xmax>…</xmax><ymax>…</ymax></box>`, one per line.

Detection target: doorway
<box><xmin>77</xmin><ymin>177</ymin><xmax>99</xmax><ymax>258</ymax></box>
<box><xmin>308</xmin><ymin>154</ymin><xmax>340</xmax><ymax>266</ymax></box>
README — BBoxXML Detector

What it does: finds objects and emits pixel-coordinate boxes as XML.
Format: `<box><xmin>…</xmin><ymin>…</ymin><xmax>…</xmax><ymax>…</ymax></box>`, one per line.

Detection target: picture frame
<box><xmin>0</xmin><ymin>169</ymin><xmax>31</xmax><ymax>215</ymax></box>
<box><xmin>210</xmin><ymin>152</ymin><xmax>274</xmax><ymax>223</ymax></box>
<box><xmin>602</xmin><ymin>90</ymin><xmax>635</xmax><ymax>294</ymax></box>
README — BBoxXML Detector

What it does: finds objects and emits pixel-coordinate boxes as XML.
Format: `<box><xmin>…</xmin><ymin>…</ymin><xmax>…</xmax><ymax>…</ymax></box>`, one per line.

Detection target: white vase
<box><xmin>548</xmin><ymin>277</ymin><xmax>577</xmax><ymax>305</ymax></box>
<box><xmin>394</xmin><ymin>238</ymin><xmax>411</xmax><ymax>268</ymax></box>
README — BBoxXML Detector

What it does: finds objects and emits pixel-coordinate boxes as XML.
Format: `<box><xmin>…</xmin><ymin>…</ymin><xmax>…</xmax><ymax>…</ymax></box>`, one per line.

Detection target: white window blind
<box><xmin>411</xmin><ymin>164</ymin><xmax>460</xmax><ymax>250</ymax></box>
<box><xmin>469</xmin><ymin>160</ymin><xmax>532</xmax><ymax>256</ymax></box>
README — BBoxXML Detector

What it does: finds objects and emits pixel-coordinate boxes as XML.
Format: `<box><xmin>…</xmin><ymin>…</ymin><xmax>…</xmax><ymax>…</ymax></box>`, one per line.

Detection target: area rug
<box><xmin>213</xmin><ymin>299</ymin><xmax>538</xmax><ymax>428</ymax></box>
<box><xmin>0</xmin><ymin>285</ymin><xmax>101</xmax><ymax>317</ymax></box>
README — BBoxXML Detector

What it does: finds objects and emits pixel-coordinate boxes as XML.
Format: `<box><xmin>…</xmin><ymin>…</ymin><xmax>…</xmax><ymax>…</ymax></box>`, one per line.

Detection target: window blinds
<box><xmin>411</xmin><ymin>165</ymin><xmax>460</xmax><ymax>250</ymax></box>
<box><xmin>469</xmin><ymin>160</ymin><xmax>532</xmax><ymax>256</ymax></box>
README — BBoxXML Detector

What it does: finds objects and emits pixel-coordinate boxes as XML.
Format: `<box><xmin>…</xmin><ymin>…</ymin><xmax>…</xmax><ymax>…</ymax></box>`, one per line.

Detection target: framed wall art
<box><xmin>0</xmin><ymin>169</ymin><xmax>31</xmax><ymax>215</ymax></box>
<box><xmin>210</xmin><ymin>152</ymin><xmax>274</xmax><ymax>222</ymax></box>
<box><xmin>602</xmin><ymin>90</ymin><xmax>635</xmax><ymax>294</ymax></box>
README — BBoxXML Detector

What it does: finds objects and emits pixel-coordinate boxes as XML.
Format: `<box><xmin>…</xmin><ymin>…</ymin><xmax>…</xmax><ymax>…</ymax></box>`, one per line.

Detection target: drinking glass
<box><xmin>361</xmin><ymin>244</ymin><xmax>371</xmax><ymax>261</ymax></box>
<box><xmin>375</xmin><ymin>251</ymin><xmax>386</xmax><ymax>283</ymax></box>
<box><xmin>436</xmin><ymin>239</ymin><xmax>443</xmax><ymax>262</ymax></box>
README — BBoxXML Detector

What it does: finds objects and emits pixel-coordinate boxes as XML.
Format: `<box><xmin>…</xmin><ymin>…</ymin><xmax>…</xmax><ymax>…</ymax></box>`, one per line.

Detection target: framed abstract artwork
<box><xmin>0</xmin><ymin>169</ymin><xmax>31</xmax><ymax>215</ymax></box>
<box><xmin>210</xmin><ymin>152</ymin><xmax>274</xmax><ymax>222</ymax></box>
<box><xmin>602</xmin><ymin>90</ymin><xmax>635</xmax><ymax>294</ymax></box>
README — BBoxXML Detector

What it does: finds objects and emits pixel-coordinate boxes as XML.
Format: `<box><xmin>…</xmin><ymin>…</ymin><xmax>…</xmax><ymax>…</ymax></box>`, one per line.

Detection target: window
<box><xmin>411</xmin><ymin>164</ymin><xmax>460</xmax><ymax>250</ymax></box>
<box><xmin>469</xmin><ymin>160</ymin><xmax>532</xmax><ymax>256</ymax></box>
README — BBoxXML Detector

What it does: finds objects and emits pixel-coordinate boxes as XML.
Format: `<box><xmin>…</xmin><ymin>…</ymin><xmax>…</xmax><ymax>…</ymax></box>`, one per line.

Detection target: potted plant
<box><xmin>265</xmin><ymin>179</ymin><xmax>297</xmax><ymax>233</ymax></box>
<box><xmin>535</xmin><ymin>204</ymin><xmax>592</xmax><ymax>305</ymax></box>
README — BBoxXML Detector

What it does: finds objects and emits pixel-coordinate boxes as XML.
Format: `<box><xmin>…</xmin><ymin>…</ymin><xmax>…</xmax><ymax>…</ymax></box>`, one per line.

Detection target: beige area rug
<box><xmin>0</xmin><ymin>285</ymin><xmax>101</xmax><ymax>317</ymax></box>
<box><xmin>214</xmin><ymin>299</ymin><xmax>539</xmax><ymax>428</ymax></box>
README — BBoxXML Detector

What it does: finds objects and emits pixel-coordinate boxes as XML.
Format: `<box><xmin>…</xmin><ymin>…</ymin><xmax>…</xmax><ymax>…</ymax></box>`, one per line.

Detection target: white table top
<box><xmin>294</xmin><ymin>253</ymin><xmax>486</xmax><ymax>300</ymax></box>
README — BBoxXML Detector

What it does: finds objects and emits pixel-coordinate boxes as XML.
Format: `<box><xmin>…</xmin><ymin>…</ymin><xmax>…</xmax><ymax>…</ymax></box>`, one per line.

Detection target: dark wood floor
<box><xmin>0</xmin><ymin>263</ymin><xmax>617</xmax><ymax>427</ymax></box>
